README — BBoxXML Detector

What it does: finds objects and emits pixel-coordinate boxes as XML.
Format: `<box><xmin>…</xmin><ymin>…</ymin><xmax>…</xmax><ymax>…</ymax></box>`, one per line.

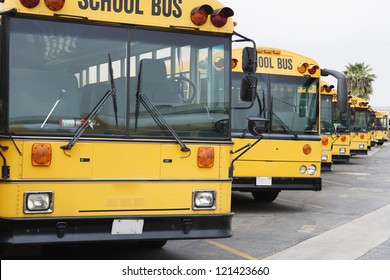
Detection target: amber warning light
<box><xmin>197</xmin><ymin>147</ymin><xmax>215</xmax><ymax>168</ymax></box>
<box><xmin>31</xmin><ymin>143</ymin><xmax>52</xmax><ymax>166</ymax></box>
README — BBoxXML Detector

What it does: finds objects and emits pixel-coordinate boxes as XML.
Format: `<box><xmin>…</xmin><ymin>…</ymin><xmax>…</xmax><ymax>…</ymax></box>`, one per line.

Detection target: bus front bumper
<box><xmin>0</xmin><ymin>214</ymin><xmax>233</xmax><ymax>246</ymax></box>
<box><xmin>232</xmin><ymin>177</ymin><xmax>322</xmax><ymax>192</ymax></box>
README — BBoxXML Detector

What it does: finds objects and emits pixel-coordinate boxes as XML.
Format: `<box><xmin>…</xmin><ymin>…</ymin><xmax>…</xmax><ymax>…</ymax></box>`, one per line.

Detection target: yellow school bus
<box><xmin>0</xmin><ymin>0</ymin><xmax>243</xmax><ymax>249</ymax></box>
<box><xmin>373</xmin><ymin>111</ymin><xmax>389</xmax><ymax>145</ymax></box>
<box><xmin>319</xmin><ymin>76</ymin><xmax>350</xmax><ymax>171</ymax></box>
<box><xmin>368</xmin><ymin>106</ymin><xmax>378</xmax><ymax>148</ymax></box>
<box><xmin>230</xmin><ymin>47</ymin><xmax>331</xmax><ymax>202</ymax></box>
<box><xmin>348</xmin><ymin>95</ymin><xmax>370</xmax><ymax>155</ymax></box>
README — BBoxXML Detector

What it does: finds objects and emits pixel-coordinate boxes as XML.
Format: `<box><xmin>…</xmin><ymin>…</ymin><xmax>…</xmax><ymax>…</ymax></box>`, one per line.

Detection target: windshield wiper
<box><xmin>135</xmin><ymin>77</ymin><xmax>190</xmax><ymax>153</ymax></box>
<box><xmin>270</xmin><ymin>97</ymin><xmax>298</xmax><ymax>139</ymax></box>
<box><xmin>61</xmin><ymin>54</ymin><xmax>117</xmax><ymax>150</ymax></box>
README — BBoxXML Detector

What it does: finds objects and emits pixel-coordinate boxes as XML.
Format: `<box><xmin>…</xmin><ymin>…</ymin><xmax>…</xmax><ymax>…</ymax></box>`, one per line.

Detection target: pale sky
<box><xmin>223</xmin><ymin>0</ymin><xmax>390</xmax><ymax>108</ymax></box>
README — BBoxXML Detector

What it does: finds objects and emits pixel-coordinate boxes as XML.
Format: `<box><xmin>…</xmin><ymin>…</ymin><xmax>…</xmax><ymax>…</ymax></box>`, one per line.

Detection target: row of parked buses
<box><xmin>0</xmin><ymin>0</ymin><xmax>388</xmax><ymax>252</ymax></box>
<box><xmin>320</xmin><ymin>84</ymin><xmax>389</xmax><ymax>171</ymax></box>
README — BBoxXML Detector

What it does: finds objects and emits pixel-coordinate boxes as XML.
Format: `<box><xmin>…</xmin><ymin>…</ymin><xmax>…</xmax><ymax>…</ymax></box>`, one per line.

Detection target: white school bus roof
<box><xmin>1</xmin><ymin>0</ymin><xmax>234</xmax><ymax>34</ymax></box>
<box><xmin>232</xmin><ymin>46</ymin><xmax>321</xmax><ymax>78</ymax></box>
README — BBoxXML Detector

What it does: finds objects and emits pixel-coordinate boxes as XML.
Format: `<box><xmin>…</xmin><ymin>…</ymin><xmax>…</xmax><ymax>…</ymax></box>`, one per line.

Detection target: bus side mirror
<box><xmin>240</xmin><ymin>75</ymin><xmax>257</xmax><ymax>102</ymax></box>
<box><xmin>248</xmin><ymin>117</ymin><xmax>269</xmax><ymax>135</ymax></box>
<box><xmin>242</xmin><ymin>47</ymin><xmax>257</xmax><ymax>73</ymax></box>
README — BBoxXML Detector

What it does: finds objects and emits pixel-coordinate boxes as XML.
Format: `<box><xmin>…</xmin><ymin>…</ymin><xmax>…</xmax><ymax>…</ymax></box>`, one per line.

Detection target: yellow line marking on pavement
<box><xmin>277</xmin><ymin>198</ymin><xmax>323</xmax><ymax>209</ymax></box>
<box><xmin>205</xmin><ymin>239</ymin><xmax>257</xmax><ymax>260</ymax></box>
<box><xmin>323</xmin><ymin>179</ymin><xmax>351</xmax><ymax>187</ymax></box>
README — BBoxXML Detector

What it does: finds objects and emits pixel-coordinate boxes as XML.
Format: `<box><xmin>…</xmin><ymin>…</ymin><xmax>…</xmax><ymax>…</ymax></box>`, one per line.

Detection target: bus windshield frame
<box><xmin>2</xmin><ymin>16</ymin><xmax>231</xmax><ymax>141</ymax></box>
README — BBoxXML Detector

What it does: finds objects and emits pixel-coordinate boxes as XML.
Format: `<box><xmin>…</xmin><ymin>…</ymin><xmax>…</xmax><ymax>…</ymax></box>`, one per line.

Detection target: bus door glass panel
<box><xmin>129</xmin><ymin>29</ymin><xmax>230</xmax><ymax>139</ymax></box>
<box><xmin>270</xmin><ymin>75</ymin><xmax>319</xmax><ymax>134</ymax></box>
<box><xmin>8</xmin><ymin>17</ymin><xmax>127</xmax><ymax>135</ymax></box>
<box><xmin>231</xmin><ymin>73</ymin><xmax>268</xmax><ymax>132</ymax></box>
<box><xmin>321</xmin><ymin>95</ymin><xmax>333</xmax><ymax>135</ymax></box>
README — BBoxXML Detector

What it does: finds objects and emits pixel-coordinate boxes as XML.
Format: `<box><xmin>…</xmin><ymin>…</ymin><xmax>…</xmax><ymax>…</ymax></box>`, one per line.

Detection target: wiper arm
<box><xmin>136</xmin><ymin>92</ymin><xmax>190</xmax><ymax>152</ymax></box>
<box><xmin>61</xmin><ymin>54</ymin><xmax>117</xmax><ymax>150</ymax></box>
<box><xmin>41</xmin><ymin>89</ymin><xmax>67</xmax><ymax>128</ymax></box>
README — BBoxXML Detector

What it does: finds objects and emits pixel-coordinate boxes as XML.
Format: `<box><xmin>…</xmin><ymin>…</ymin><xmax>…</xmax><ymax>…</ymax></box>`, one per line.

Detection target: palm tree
<box><xmin>343</xmin><ymin>62</ymin><xmax>376</xmax><ymax>100</ymax></box>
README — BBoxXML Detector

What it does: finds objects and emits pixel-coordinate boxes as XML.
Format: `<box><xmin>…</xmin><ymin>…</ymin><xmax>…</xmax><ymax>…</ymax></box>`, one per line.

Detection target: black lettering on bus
<box><xmin>78</xmin><ymin>0</ymin><xmax>143</xmax><ymax>14</ymax></box>
<box><xmin>258</xmin><ymin>56</ymin><xmax>274</xmax><ymax>69</ymax></box>
<box><xmin>288</xmin><ymin>59</ymin><xmax>293</xmax><ymax>69</ymax></box>
<box><xmin>172</xmin><ymin>0</ymin><xmax>182</xmax><ymax>18</ymax></box>
<box><xmin>90</xmin><ymin>0</ymin><xmax>99</xmax><ymax>11</ymax></box>
<box><xmin>101</xmin><ymin>0</ymin><xmax>111</xmax><ymax>11</ymax></box>
<box><xmin>152</xmin><ymin>0</ymin><xmax>182</xmax><ymax>18</ymax></box>
<box><xmin>78</xmin><ymin>0</ymin><xmax>88</xmax><ymax>9</ymax></box>
<box><xmin>277</xmin><ymin>58</ymin><xmax>293</xmax><ymax>70</ymax></box>
<box><xmin>112</xmin><ymin>0</ymin><xmax>122</xmax><ymax>12</ymax></box>
<box><xmin>124</xmin><ymin>0</ymin><xmax>143</xmax><ymax>14</ymax></box>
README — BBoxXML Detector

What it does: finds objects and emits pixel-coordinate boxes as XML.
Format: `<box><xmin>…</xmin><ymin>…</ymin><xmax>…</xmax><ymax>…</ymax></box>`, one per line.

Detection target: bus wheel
<box><xmin>138</xmin><ymin>240</ymin><xmax>168</xmax><ymax>248</ymax></box>
<box><xmin>251</xmin><ymin>191</ymin><xmax>280</xmax><ymax>202</ymax></box>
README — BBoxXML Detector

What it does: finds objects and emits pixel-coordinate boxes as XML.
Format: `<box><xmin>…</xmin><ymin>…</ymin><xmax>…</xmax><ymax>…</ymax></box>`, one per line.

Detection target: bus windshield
<box><xmin>375</xmin><ymin>117</ymin><xmax>388</xmax><ymax>130</ymax></box>
<box><xmin>350</xmin><ymin>109</ymin><xmax>368</xmax><ymax>132</ymax></box>
<box><xmin>232</xmin><ymin>73</ymin><xmax>319</xmax><ymax>135</ymax></box>
<box><xmin>6</xmin><ymin>17</ymin><xmax>230</xmax><ymax>140</ymax></box>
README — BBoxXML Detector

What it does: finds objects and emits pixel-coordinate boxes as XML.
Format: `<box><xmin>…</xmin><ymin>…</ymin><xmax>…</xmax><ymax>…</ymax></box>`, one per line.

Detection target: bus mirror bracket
<box><xmin>321</xmin><ymin>68</ymin><xmax>348</xmax><ymax>114</ymax></box>
<box><xmin>336</xmin><ymin>125</ymin><xmax>347</xmax><ymax>133</ymax></box>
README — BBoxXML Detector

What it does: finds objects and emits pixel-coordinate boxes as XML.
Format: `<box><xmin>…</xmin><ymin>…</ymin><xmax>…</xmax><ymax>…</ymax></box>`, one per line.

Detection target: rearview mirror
<box><xmin>240</xmin><ymin>75</ymin><xmax>257</xmax><ymax>102</ymax></box>
<box><xmin>242</xmin><ymin>47</ymin><xmax>257</xmax><ymax>73</ymax></box>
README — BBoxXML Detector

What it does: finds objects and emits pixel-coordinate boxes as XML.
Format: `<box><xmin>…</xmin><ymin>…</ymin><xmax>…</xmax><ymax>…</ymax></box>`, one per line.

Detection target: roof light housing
<box><xmin>20</xmin><ymin>0</ymin><xmax>40</xmax><ymax>8</ymax></box>
<box><xmin>308</xmin><ymin>64</ymin><xmax>319</xmax><ymax>75</ymax></box>
<box><xmin>191</xmin><ymin>5</ymin><xmax>213</xmax><ymax>26</ymax></box>
<box><xmin>44</xmin><ymin>0</ymin><xmax>65</xmax><ymax>11</ymax></box>
<box><xmin>211</xmin><ymin>7</ymin><xmax>234</xmax><ymax>27</ymax></box>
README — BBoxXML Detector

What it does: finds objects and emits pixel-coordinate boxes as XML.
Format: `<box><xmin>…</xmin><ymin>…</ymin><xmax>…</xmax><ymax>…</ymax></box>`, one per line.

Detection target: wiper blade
<box><xmin>61</xmin><ymin>54</ymin><xmax>117</xmax><ymax>150</ymax></box>
<box><xmin>272</xmin><ymin>111</ymin><xmax>299</xmax><ymax>139</ymax></box>
<box><xmin>270</xmin><ymin>97</ymin><xmax>298</xmax><ymax>139</ymax></box>
<box><xmin>136</xmin><ymin>92</ymin><xmax>190</xmax><ymax>152</ymax></box>
<box><xmin>108</xmin><ymin>54</ymin><xmax>118</xmax><ymax>127</ymax></box>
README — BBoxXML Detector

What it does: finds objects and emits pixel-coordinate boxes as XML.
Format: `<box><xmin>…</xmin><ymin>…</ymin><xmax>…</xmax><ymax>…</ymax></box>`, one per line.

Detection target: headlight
<box><xmin>24</xmin><ymin>191</ymin><xmax>54</xmax><ymax>213</ymax></box>
<box><xmin>321</xmin><ymin>154</ymin><xmax>328</xmax><ymax>161</ymax></box>
<box><xmin>307</xmin><ymin>165</ymin><xmax>317</xmax><ymax>176</ymax></box>
<box><xmin>339</xmin><ymin>148</ymin><xmax>346</xmax><ymax>154</ymax></box>
<box><xmin>299</xmin><ymin>165</ymin><xmax>307</xmax><ymax>175</ymax></box>
<box><xmin>193</xmin><ymin>191</ymin><xmax>216</xmax><ymax>210</ymax></box>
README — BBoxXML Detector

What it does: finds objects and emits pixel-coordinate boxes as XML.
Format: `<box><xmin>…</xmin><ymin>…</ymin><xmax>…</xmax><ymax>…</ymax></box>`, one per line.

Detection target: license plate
<box><xmin>256</xmin><ymin>176</ymin><xmax>272</xmax><ymax>186</ymax></box>
<box><xmin>111</xmin><ymin>219</ymin><xmax>144</xmax><ymax>235</ymax></box>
